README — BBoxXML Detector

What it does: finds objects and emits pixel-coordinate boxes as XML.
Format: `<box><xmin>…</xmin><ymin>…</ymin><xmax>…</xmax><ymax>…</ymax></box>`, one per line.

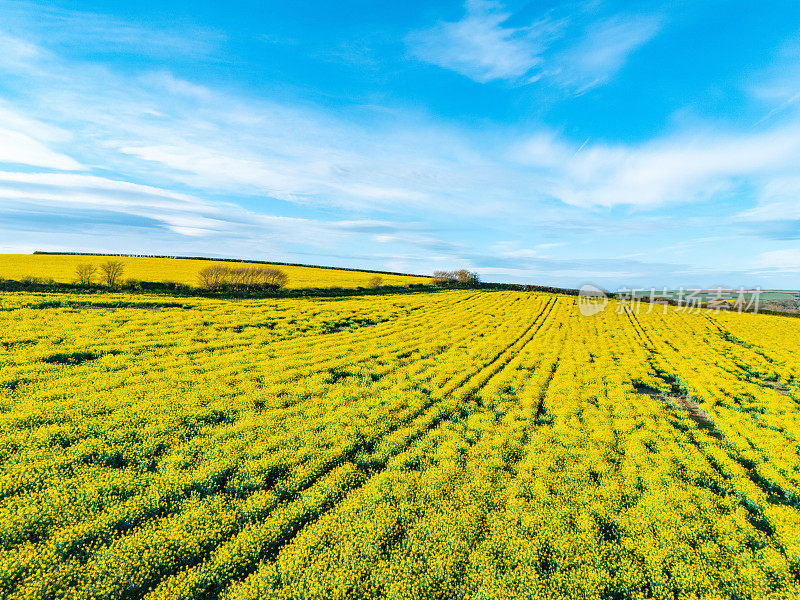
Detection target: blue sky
<box><xmin>1</xmin><ymin>0</ymin><xmax>799</xmax><ymax>288</ymax></box>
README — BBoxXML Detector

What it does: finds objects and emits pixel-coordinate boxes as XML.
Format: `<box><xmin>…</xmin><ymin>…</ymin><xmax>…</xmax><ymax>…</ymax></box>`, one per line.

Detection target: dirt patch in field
<box><xmin>41</xmin><ymin>349</ymin><xmax>123</xmax><ymax>365</ymax></box>
<box><xmin>73</xmin><ymin>303</ymin><xmax>191</xmax><ymax>312</ymax></box>
<box><xmin>672</xmin><ymin>396</ymin><xmax>724</xmax><ymax>439</ymax></box>
<box><xmin>760</xmin><ymin>379</ymin><xmax>790</xmax><ymax>396</ymax></box>
<box><xmin>635</xmin><ymin>383</ymin><xmax>724</xmax><ymax>440</ymax></box>
<box><xmin>26</xmin><ymin>300</ymin><xmax>192</xmax><ymax>312</ymax></box>
<box><xmin>325</xmin><ymin>319</ymin><xmax>379</xmax><ymax>333</ymax></box>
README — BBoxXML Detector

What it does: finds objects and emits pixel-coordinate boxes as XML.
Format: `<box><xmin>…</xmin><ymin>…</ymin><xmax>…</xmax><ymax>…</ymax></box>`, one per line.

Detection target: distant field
<box><xmin>631</xmin><ymin>289</ymin><xmax>800</xmax><ymax>301</ymax></box>
<box><xmin>0</xmin><ymin>254</ymin><xmax>430</xmax><ymax>288</ymax></box>
<box><xmin>628</xmin><ymin>288</ymin><xmax>800</xmax><ymax>314</ymax></box>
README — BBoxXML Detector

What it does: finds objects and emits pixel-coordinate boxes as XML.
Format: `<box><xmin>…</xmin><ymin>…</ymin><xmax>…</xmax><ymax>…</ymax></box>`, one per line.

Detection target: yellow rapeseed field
<box><xmin>1</xmin><ymin>288</ymin><xmax>799</xmax><ymax>599</ymax></box>
<box><xmin>0</xmin><ymin>254</ymin><xmax>429</xmax><ymax>288</ymax></box>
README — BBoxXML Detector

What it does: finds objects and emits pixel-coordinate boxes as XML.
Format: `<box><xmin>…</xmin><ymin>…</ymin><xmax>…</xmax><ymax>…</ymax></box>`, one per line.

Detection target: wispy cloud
<box><xmin>515</xmin><ymin>124</ymin><xmax>800</xmax><ymax>209</ymax></box>
<box><xmin>0</xmin><ymin>128</ymin><xmax>83</xmax><ymax>171</ymax></box>
<box><xmin>406</xmin><ymin>0</ymin><xmax>554</xmax><ymax>84</ymax></box>
<box><xmin>732</xmin><ymin>177</ymin><xmax>800</xmax><ymax>241</ymax></box>
<box><xmin>0</xmin><ymin>42</ymin><xmax>518</xmax><ymax>217</ymax></box>
<box><xmin>0</xmin><ymin>170</ymin><xmax>443</xmax><ymax>259</ymax></box>
<box><xmin>0</xmin><ymin>99</ymin><xmax>85</xmax><ymax>170</ymax></box>
<box><xmin>551</xmin><ymin>14</ymin><xmax>661</xmax><ymax>92</ymax></box>
<box><xmin>0</xmin><ymin>1</ymin><xmax>223</xmax><ymax>59</ymax></box>
<box><xmin>750</xmin><ymin>249</ymin><xmax>800</xmax><ymax>274</ymax></box>
<box><xmin>748</xmin><ymin>30</ymin><xmax>800</xmax><ymax>125</ymax></box>
<box><xmin>0</xmin><ymin>171</ymin><xmax>224</xmax><ymax>236</ymax></box>
<box><xmin>406</xmin><ymin>0</ymin><xmax>660</xmax><ymax>90</ymax></box>
<box><xmin>0</xmin><ymin>28</ymin><xmax>40</xmax><ymax>67</ymax></box>
<box><xmin>736</xmin><ymin>178</ymin><xmax>800</xmax><ymax>222</ymax></box>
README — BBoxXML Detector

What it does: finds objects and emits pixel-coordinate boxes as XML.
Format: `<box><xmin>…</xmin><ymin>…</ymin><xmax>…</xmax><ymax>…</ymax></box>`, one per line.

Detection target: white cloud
<box><xmin>515</xmin><ymin>124</ymin><xmax>800</xmax><ymax>208</ymax></box>
<box><xmin>0</xmin><ymin>3</ymin><xmax>222</xmax><ymax>59</ymax></box>
<box><xmin>0</xmin><ymin>169</ymin><xmax>442</xmax><ymax>258</ymax></box>
<box><xmin>0</xmin><ymin>103</ymin><xmax>84</xmax><ymax>170</ymax></box>
<box><xmin>406</xmin><ymin>0</ymin><xmax>551</xmax><ymax>83</ymax></box>
<box><xmin>0</xmin><ymin>127</ymin><xmax>83</xmax><ymax>170</ymax></box>
<box><xmin>490</xmin><ymin>240</ymin><xmax>543</xmax><ymax>259</ymax></box>
<box><xmin>0</xmin><ymin>30</ymin><xmax>40</xmax><ymax>67</ymax></box>
<box><xmin>751</xmin><ymin>249</ymin><xmax>800</xmax><ymax>273</ymax></box>
<box><xmin>748</xmin><ymin>32</ymin><xmax>800</xmax><ymax>125</ymax></box>
<box><xmin>0</xmin><ymin>25</ymin><xmax>532</xmax><ymax>261</ymax></box>
<box><xmin>552</xmin><ymin>15</ymin><xmax>661</xmax><ymax>92</ymax></box>
<box><xmin>473</xmin><ymin>265</ymin><xmax>641</xmax><ymax>280</ymax></box>
<box><xmin>406</xmin><ymin>1</ymin><xmax>660</xmax><ymax>90</ymax></box>
<box><xmin>0</xmin><ymin>171</ymin><xmax>222</xmax><ymax>234</ymax></box>
<box><xmin>735</xmin><ymin>177</ymin><xmax>800</xmax><ymax>222</ymax></box>
<box><xmin>13</xmin><ymin>69</ymin><xmax>509</xmax><ymax>215</ymax></box>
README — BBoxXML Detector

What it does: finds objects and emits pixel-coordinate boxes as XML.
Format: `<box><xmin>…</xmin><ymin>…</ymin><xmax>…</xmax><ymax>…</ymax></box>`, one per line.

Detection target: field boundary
<box><xmin>0</xmin><ymin>279</ymin><xmax>434</xmax><ymax>298</ymax></box>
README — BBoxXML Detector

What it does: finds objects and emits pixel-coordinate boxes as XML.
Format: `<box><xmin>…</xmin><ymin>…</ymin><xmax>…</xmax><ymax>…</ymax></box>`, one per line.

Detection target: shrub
<box><xmin>198</xmin><ymin>266</ymin><xmax>229</xmax><ymax>291</ymax></box>
<box><xmin>19</xmin><ymin>275</ymin><xmax>54</xmax><ymax>285</ymax></box>
<box><xmin>75</xmin><ymin>264</ymin><xmax>97</xmax><ymax>285</ymax></box>
<box><xmin>197</xmin><ymin>266</ymin><xmax>287</xmax><ymax>291</ymax></box>
<box><xmin>100</xmin><ymin>260</ymin><xmax>125</xmax><ymax>287</ymax></box>
<box><xmin>367</xmin><ymin>276</ymin><xmax>382</xmax><ymax>288</ymax></box>
<box><xmin>432</xmin><ymin>269</ymin><xmax>480</xmax><ymax>287</ymax></box>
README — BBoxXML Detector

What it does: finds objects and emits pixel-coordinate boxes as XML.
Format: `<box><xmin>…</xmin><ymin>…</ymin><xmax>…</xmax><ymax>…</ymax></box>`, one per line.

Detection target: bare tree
<box><xmin>228</xmin><ymin>267</ymin><xmax>248</xmax><ymax>289</ymax></box>
<box><xmin>20</xmin><ymin>275</ymin><xmax>46</xmax><ymax>284</ymax></box>
<box><xmin>453</xmin><ymin>269</ymin><xmax>479</xmax><ymax>285</ymax></box>
<box><xmin>198</xmin><ymin>266</ymin><xmax>228</xmax><ymax>290</ymax></box>
<box><xmin>260</xmin><ymin>268</ymin><xmax>288</xmax><ymax>289</ymax></box>
<box><xmin>100</xmin><ymin>260</ymin><xmax>125</xmax><ymax>287</ymax></box>
<box><xmin>367</xmin><ymin>275</ymin><xmax>382</xmax><ymax>288</ymax></box>
<box><xmin>432</xmin><ymin>269</ymin><xmax>480</xmax><ymax>287</ymax></box>
<box><xmin>74</xmin><ymin>264</ymin><xmax>97</xmax><ymax>285</ymax></box>
<box><xmin>197</xmin><ymin>265</ymin><xmax>287</xmax><ymax>290</ymax></box>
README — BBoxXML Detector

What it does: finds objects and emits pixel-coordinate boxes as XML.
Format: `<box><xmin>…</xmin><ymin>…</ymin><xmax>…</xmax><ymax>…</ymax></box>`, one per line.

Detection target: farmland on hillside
<box><xmin>0</xmin><ymin>254</ymin><xmax>429</xmax><ymax>288</ymax></box>
<box><xmin>1</xmin><ymin>289</ymin><xmax>800</xmax><ymax>599</ymax></box>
